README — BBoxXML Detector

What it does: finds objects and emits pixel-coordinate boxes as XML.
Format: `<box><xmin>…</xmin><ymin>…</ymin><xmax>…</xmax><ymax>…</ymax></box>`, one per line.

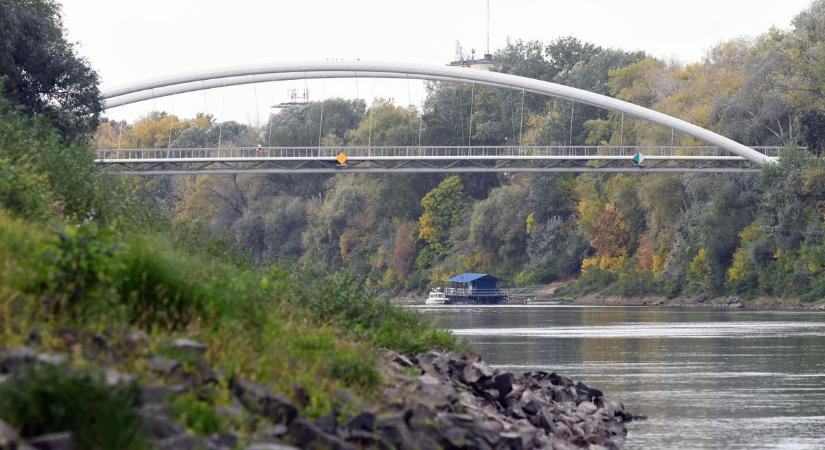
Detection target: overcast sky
<box><xmin>60</xmin><ymin>0</ymin><xmax>814</xmax><ymax>124</ymax></box>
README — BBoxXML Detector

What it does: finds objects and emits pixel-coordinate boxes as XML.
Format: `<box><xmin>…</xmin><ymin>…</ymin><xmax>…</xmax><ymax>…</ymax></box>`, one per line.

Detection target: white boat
<box><xmin>425</xmin><ymin>288</ymin><xmax>448</xmax><ymax>305</ymax></box>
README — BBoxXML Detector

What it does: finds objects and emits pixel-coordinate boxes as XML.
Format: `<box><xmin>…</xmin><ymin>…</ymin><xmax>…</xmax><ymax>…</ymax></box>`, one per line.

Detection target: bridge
<box><xmin>95</xmin><ymin>145</ymin><xmax>779</xmax><ymax>174</ymax></box>
<box><xmin>99</xmin><ymin>61</ymin><xmax>781</xmax><ymax>174</ymax></box>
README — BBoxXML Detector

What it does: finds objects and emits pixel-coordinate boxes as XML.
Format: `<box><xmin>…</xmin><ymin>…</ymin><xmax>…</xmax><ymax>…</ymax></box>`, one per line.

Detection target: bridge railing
<box><xmin>95</xmin><ymin>145</ymin><xmax>784</xmax><ymax>161</ymax></box>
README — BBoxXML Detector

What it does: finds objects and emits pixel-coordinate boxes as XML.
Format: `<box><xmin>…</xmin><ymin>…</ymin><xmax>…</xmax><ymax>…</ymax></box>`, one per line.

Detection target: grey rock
<box><xmin>462</xmin><ymin>361</ymin><xmax>493</xmax><ymax>384</ymax></box>
<box><xmin>472</xmin><ymin>420</ymin><xmax>503</xmax><ymax>444</ymax></box>
<box><xmin>577</xmin><ymin>401</ymin><xmax>599</xmax><ymax>416</ymax></box>
<box><xmin>148</xmin><ymin>356</ymin><xmax>181</xmax><ymax>376</ymax></box>
<box><xmin>254</xmin><ymin>424</ymin><xmax>289</xmax><ymax>439</ymax></box>
<box><xmin>0</xmin><ymin>347</ymin><xmax>35</xmax><ymax>373</ymax></box>
<box><xmin>105</xmin><ymin>368</ymin><xmax>136</xmax><ymax>386</ymax></box>
<box><xmin>156</xmin><ymin>434</ymin><xmax>202</xmax><ymax>450</ymax></box>
<box><xmin>140</xmin><ymin>412</ymin><xmax>185</xmax><ymax>439</ymax></box>
<box><xmin>377</xmin><ymin>416</ymin><xmax>415</xmax><ymax>450</ymax></box>
<box><xmin>0</xmin><ymin>419</ymin><xmax>20</xmax><ymax>448</ymax></box>
<box><xmin>141</xmin><ymin>385</ymin><xmax>182</xmax><ymax>405</ymax></box>
<box><xmin>172</xmin><ymin>338</ymin><xmax>207</xmax><ymax>356</ymax></box>
<box><xmin>246</xmin><ymin>444</ymin><xmax>300</xmax><ymax>450</ymax></box>
<box><xmin>28</xmin><ymin>432</ymin><xmax>75</xmax><ymax>450</ymax></box>
<box><xmin>230</xmin><ymin>376</ymin><xmax>297</xmax><ymax>424</ymax></box>
<box><xmin>216</xmin><ymin>404</ymin><xmax>245</xmax><ymax>420</ymax></box>
<box><xmin>441</xmin><ymin>426</ymin><xmax>469</xmax><ymax>448</ymax></box>
<box><xmin>492</xmin><ymin>372</ymin><xmax>514</xmax><ymax>399</ymax></box>
<box><xmin>289</xmin><ymin>418</ymin><xmax>355</xmax><ymax>450</ymax></box>
<box><xmin>125</xmin><ymin>330</ymin><xmax>149</xmax><ymax>350</ymax></box>
<box><xmin>342</xmin><ymin>411</ymin><xmax>376</xmax><ymax>432</ymax></box>
<box><xmin>314</xmin><ymin>411</ymin><xmax>337</xmax><ymax>434</ymax></box>
<box><xmin>409</xmin><ymin>431</ymin><xmax>440</xmax><ymax>450</ymax></box>
<box><xmin>389</xmin><ymin>352</ymin><xmax>414</xmax><ymax>368</ymax></box>
<box><xmin>207</xmin><ymin>433</ymin><xmax>238</xmax><ymax>449</ymax></box>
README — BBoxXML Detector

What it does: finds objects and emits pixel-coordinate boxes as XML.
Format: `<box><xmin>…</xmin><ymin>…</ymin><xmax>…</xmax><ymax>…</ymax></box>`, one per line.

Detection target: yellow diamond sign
<box><xmin>336</xmin><ymin>152</ymin><xmax>348</xmax><ymax>165</ymax></box>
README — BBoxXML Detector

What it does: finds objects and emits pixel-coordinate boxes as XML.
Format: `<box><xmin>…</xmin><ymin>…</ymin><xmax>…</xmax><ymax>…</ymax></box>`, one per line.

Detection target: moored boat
<box><xmin>425</xmin><ymin>288</ymin><xmax>448</xmax><ymax>305</ymax></box>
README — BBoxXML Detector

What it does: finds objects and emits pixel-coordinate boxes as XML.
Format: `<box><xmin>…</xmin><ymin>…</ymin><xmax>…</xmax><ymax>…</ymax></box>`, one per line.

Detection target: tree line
<box><xmin>96</xmin><ymin>1</ymin><xmax>825</xmax><ymax>300</ymax></box>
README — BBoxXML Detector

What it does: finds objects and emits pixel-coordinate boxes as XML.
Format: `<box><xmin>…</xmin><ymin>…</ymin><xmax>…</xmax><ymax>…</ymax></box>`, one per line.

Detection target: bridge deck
<box><xmin>95</xmin><ymin>145</ymin><xmax>780</xmax><ymax>174</ymax></box>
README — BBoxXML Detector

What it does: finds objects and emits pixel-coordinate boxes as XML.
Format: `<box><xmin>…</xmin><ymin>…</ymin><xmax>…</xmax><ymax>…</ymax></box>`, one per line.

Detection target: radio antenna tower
<box><xmin>486</xmin><ymin>0</ymin><xmax>491</xmax><ymax>57</ymax></box>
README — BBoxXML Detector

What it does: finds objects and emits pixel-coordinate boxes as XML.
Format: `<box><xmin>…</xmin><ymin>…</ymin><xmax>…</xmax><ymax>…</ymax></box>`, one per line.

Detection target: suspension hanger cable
<box><xmin>268</xmin><ymin>81</ymin><xmax>276</xmax><ymax>148</ymax></box>
<box><xmin>318</xmin><ymin>78</ymin><xmax>326</xmax><ymax>147</ymax></box>
<box><xmin>418</xmin><ymin>79</ymin><xmax>424</xmax><ymax>147</ymax></box>
<box><xmin>468</xmin><ymin>82</ymin><xmax>475</xmax><ymax>147</ymax></box>
<box><xmin>167</xmin><ymin>96</ymin><xmax>174</xmax><ymax>149</ymax></box>
<box><xmin>519</xmin><ymin>89</ymin><xmax>525</xmax><ymax>145</ymax></box>
<box><xmin>457</xmin><ymin>83</ymin><xmax>465</xmax><ymax>146</ymax></box>
<box><xmin>368</xmin><ymin>76</ymin><xmax>375</xmax><ymax>148</ymax></box>
<box><xmin>116</xmin><ymin>118</ymin><xmax>123</xmax><ymax>150</ymax></box>
<box><xmin>569</xmin><ymin>101</ymin><xmax>574</xmax><ymax>147</ymax></box>
<box><xmin>252</xmin><ymin>76</ymin><xmax>260</xmax><ymax>144</ymax></box>
<box><xmin>620</xmin><ymin>112</ymin><xmax>624</xmax><ymax>147</ymax></box>
<box><xmin>407</xmin><ymin>74</ymin><xmax>415</xmax><ymax>146</ymax></box>
<box><xmin>304</xmin><ymin>77</ymin><xmax>311</xmax><ymax>147</ymax></box>
<box><xmin>201</xmin><ymin>80</ymin><xmax>208</xmax><ymax>118</ymax></box>
<box><xmin>218</xmin><ymin>84</ymin><xmax>226</xmax><ymax>149</ymax></box>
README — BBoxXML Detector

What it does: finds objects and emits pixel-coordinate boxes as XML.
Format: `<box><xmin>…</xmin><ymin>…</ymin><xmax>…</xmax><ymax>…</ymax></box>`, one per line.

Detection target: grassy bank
<box><xmin>0</xmin><ymin>92</ymin><xmax>459</xmax><ymax>446</ymax></box>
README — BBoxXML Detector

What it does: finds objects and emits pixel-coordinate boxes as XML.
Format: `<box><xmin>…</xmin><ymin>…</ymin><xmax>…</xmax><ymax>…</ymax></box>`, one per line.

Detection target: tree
<box><xmin>419</xmin><ymin>176</ymin><xmax>469</xmax><ymax>258</ymax></box>
<box><xmin>0</xmin><ymin>0</ymin><xmax>101</xmax><ymax>138</ymax></box>
<box><xmin>468</xmin><ymin>183</ymin><xmax>531</xmax><ymax>270</ymax></box>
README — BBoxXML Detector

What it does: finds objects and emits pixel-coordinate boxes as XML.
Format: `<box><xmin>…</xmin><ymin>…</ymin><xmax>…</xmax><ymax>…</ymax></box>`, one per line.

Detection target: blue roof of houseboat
<box><xmin>449</xmin><ymin>273</ymin><xmax>499</xmax><ymax>283</ymax></box>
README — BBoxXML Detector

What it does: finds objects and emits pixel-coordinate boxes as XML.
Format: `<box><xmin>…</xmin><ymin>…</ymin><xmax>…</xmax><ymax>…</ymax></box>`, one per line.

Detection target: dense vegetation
<box><xmin>99</xmin><ymin>1</ymin><xmax>825</xmax><ymax>302</ymax></box>
<box><xmin>0</xmin><ymin>0</ymin><xmax>456</xmax><ymax>446</ymax></box>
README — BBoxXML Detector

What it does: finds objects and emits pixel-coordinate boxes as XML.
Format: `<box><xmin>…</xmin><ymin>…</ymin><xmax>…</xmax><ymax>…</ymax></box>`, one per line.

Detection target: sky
<box><xmin>60</xmin><ymin>0</ymin><xmax>815</xmax><ymax>124</ymax></box>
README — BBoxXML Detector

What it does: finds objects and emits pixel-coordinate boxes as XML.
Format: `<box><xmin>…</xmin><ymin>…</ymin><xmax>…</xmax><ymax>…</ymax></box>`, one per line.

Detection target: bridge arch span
<box><xmin>102</xmin><ymin>61</ymin><xmax>773</xmax><ymax>165</ymax></box>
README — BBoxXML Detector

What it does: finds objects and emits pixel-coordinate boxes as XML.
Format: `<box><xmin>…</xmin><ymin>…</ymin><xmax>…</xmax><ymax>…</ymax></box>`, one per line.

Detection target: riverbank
<box><xmin>1</xmin><ymin>330</ymin><xmax>636</xmax><ymax>450</ymax></box>
<box><xmin>565</xmin><ymin>293</ymin><xmax>825</xmax><ymax>311</ymax></box>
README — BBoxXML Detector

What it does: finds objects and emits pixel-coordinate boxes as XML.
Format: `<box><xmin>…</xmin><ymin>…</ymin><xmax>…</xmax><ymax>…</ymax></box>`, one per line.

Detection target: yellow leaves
<box><xmin>581</xmin><ymin>254</ymin><xmax>627</xmax><ymax>274</ymax></box>
<box><xmin>727</xmin><ymin>247</ymin><xmax>753</xmax><ymax>283</ymax></box>
<box><xmin>526</xmin><ymin>213</ymin><xmax>536</xmax><ymax>234</ymax></box>
<box><xmin>689</xmin><ymin>248</ymin><xmax>709</xmax><ymax>280</ymax></box>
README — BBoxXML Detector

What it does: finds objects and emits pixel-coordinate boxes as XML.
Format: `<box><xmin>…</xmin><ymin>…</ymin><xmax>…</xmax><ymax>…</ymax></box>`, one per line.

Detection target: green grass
<box><xmin>169</xmin><ymin>393</ymin><xmax>224</xmax><ymax>435</ymax></box>
<box><xmin>0</xmin><ymin>208</ymin><xmax>459</xmax><ymax>420</ymax></box>
<box><xmin>0</xmin><ymin>365</ymin><xmax>145</xmax><ymax>450</ymax></box>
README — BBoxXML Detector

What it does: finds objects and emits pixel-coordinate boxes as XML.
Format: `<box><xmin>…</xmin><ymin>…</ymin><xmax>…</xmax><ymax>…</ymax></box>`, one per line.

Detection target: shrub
<box><xmin>169</xmin><ymin>393</ymin><xmax>224</xmax><ymax>435</ymax></box>
<box><xmin>0</xmin><ymin>365</ymin><xmax>144</xmax><ymax>450</ymax></box>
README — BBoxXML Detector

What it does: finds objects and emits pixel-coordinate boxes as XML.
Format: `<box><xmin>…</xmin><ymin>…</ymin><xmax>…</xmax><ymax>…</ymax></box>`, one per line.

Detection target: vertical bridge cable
<box><xmin>468</xmin><ymin>82</ymin><xmax>475</xmax><ymax>147</ymax></box>
<box><xmin>268</xmin><ymin>81</ymin><xmax>277</xmax><ymax>148</ymax></box>
<box><xmin>620</xmin><ymin>112</ymin><xmax>624</xmax><ymax>148</ymax></box>
<box><xmin>116</xmin><ymin>117</ymin><xmax>123</xmax><ymax>150</ymax></box>
<box><xmin>569</xmin><ymin>101</ymin><xmax>574</xmax><ymax>147</ymax></box>
<box><xmin>407</xmin><ymin>74</ymin><xmax>415</xmax><ymax>146</ymax></box>
<box><xmin>167</xmin><ymin>96</ymin><xmax>174</xmax><ymax>149</ymax></box>
<box><xmin>318</xmin><ymin>78</ymin><xmax>325</xmax><ymax>147</ymax></box>
<box><xmin>218</xmin><ymin>84</ymin><xmax>226</xmax><ymax>149</ymax></box>
<box><xmin>519</xmin><ymin>89</ymin><xmax>525</xmax><ymax>145</ymax></box>
<box><xmin>304</xmin><ymin>77</ymin><xmax>311</xmax><ymax>147</ymax></box>
<box><xmin>418</xmin><ymin>90</ymin><xmax>424</xmax><ymax>149</ymax></box>
<box><xmin>252</xmin><ymin>75</ymin><xmax>260</xmax><ymax>145</ymax></box>
<box><xmin>368</xmin><ymin>76</ymin><xmax>375</xmax><ymax>149</ymax></box>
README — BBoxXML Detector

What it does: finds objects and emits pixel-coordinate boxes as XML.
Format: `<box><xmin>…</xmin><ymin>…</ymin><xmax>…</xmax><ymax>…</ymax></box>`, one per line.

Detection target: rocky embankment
<box><xmin>0</xmin><ymin>330</ymin><xmax>638</xmax><ymax>450</ymax></box>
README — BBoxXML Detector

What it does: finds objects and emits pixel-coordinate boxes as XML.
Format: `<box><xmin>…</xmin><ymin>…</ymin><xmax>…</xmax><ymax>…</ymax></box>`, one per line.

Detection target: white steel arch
<box><xmin>102</xmin><ymin>60</ymin><xmax>773</xmax><ymax>165</ymax></box>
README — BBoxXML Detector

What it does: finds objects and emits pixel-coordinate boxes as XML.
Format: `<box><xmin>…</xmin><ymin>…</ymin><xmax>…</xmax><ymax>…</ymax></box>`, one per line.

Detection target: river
<box><xmin>416</xmin><ymin>305</ymin><xmax>825</xmax><ymax>450</ymax></box>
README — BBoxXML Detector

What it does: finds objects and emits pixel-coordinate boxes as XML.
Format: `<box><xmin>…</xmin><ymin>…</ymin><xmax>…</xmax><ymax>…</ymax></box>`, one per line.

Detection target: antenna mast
<box><xmin>486</xmin><ymin>0</ymin><xmax>491</xmax><ymax>56</ymax></box>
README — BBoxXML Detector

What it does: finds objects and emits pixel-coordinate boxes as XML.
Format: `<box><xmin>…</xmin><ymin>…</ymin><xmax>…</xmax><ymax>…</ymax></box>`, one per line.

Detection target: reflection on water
<box><xmin>417</xmin><ymin>306</ymin><xmax>825</xmax><ymax>450</ymax></box>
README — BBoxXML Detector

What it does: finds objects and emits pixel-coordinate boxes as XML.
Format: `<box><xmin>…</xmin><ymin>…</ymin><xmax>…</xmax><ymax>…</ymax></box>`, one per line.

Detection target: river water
<box><xmin>416</xmin><ymin>305</ymin><xmax>825</xmax><ymax>450</ymax></box>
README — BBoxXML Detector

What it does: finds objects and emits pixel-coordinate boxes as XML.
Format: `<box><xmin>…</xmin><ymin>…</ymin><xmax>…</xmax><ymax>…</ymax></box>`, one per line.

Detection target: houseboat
<box><xmin>443</xmin><ymin>273</ymin><xmax>508</xmax><ymax>305</ymax></box>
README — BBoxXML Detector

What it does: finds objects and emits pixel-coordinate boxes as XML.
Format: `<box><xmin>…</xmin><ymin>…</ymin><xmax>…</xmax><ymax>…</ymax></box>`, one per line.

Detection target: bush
<box><xmin>169</xmin><ymin>393</ymin><xmax>224</xmax><ymax>435</ymax></box>
<box><xmin>0</xmin><ymin>365</ymin><xmax>144</xmax><ymax>450</ymax></box>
